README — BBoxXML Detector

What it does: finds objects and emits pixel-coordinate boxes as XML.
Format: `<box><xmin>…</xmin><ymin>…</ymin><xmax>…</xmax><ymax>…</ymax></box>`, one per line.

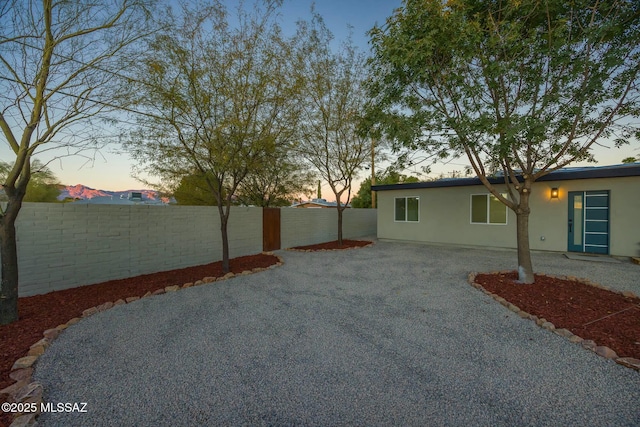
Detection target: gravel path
<box><xmin>34</xmin><ymin>240</ymin><xmax>640</xmax><ymax>426</ymax></box>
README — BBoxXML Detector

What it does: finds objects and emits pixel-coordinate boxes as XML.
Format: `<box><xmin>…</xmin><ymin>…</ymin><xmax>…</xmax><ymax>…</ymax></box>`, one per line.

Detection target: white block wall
<box><xmin>281</xmin><ymin>208</ymin><xmax>377</xmax><ymax>248</ymax></box>
<box><xmin>9</xmin><ymin>204</ymin><xmax>261</xmax><ymax>296</ymax></box>
<box><xmin>3</xmin><ymin>204</ymin><xmax>376</xmax><ymax>296</ymax></box>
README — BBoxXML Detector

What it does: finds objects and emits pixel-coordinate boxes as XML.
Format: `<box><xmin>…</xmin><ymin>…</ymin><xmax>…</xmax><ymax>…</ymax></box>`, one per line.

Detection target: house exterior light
<box><xmin>550</xmin><ymin>187</ymin><xmax>559</xmax><ymax>199</ymax></box>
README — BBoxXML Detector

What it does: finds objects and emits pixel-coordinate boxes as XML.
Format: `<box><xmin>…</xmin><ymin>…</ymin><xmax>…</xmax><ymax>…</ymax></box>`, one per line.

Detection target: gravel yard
<box><xmin>34</xmin><ymin>240</ymin><xmax>640</xmax><ymax>426</ymax></box>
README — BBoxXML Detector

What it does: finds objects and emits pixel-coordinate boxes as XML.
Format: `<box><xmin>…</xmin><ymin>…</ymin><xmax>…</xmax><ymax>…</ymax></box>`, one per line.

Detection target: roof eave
<box><xmin>372</xmin><ymin>164</ymin><xmax>640</xmax><ymax>191</ymax></box>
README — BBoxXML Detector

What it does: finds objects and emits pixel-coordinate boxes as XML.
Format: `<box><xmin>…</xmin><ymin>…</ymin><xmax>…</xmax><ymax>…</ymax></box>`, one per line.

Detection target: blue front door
<box><xmin>567</xmin><ymin>191</ymin><xmax>609</xmax><ymax>254</ymax></box>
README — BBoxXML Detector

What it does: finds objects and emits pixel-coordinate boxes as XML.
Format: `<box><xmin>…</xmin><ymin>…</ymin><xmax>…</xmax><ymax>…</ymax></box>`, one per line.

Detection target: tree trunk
<box><xmin>371</xmin><ymin>139</ymin><xmax>376</xmax><ymax>209</ymax></box>
<box><xmin>0</xmin><ymin>203</ymin><xmax>21</xmax><ymax>325</ymax></box>
<box><xmin>217</xmin><ymin>203</ymin><xmax>230</xmax><ymax>274</ymax></box>
<box><xmin>515</xmin><ymin>191</ymin><xmax>534</xmax><ymax>284</ymax></box>
<box><xmin>220</xmin><ymin>217</ymin><xmax>230</xmax><ymax>273</ymax></box>
<box><xmin>337</xmin><ymin>206</ymin><xmax>343</xmax><ymax>246</ymax></box>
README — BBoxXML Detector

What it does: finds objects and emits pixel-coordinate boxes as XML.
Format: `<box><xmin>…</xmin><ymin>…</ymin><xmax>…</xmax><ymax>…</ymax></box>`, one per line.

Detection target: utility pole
<box><xmin>371</xmin><ymin>139</ymin><xmax>376</xmax><ymax>209</ymax></box>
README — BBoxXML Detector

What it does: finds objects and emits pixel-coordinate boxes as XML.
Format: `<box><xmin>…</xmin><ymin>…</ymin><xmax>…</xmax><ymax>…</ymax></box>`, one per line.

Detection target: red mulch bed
<box><xmin>291</xmin><ymin>239</ymin><xmax>372</xmax><ymax>251</ymax></box>
<box><xmin>3</xmin><ymin>254</ymin><xmax>635</xmax><ymax>426</ymax></box>
<box><xmin>0</xmin><ymin>253</ymin><xmax>278</xmax><ymax>427</ymax></box>
<box><xmin>474</xmin><ymin>272</ymin><xmax>640</xmax><ymax>360</ymax></box>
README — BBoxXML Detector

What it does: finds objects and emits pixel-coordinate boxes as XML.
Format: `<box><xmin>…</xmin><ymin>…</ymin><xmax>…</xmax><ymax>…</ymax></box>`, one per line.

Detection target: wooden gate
<box><xmin>262</xmin><ymin>207</ymin><xmax>281</xmax><ymax>251</ymax></box>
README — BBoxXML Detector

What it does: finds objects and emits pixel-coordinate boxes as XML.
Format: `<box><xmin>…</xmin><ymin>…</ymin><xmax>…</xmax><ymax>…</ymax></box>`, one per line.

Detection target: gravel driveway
<box><xmin>34</xmin><ymin>240</ymin><xmax>640</xmax><ymax>426</ymax></box>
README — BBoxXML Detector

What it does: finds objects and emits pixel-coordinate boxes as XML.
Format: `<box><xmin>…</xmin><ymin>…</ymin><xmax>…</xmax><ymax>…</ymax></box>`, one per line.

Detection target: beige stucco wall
<box><xmin>377</xmin><ymin>176</ymin><xmax>640</xmax><ymax>257</ymax></box>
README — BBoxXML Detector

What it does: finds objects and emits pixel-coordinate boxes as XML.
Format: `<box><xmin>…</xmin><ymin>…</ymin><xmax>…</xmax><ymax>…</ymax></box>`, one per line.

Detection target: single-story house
<box><xmin>372</xmin><ymin>163</ymin><xmax>640</xmax><ymax>257</ymax></box>
<box><xmin>292</xmin><ymin>198</ymin><xmax>351</xmax><ymax>208</ymax></box>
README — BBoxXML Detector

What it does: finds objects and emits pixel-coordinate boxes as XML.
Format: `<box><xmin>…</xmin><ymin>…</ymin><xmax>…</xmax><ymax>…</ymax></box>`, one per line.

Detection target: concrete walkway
<box><xmin>35</xmin><ymin>241</ymin><xmax>640</xmax><ymax>426</ymax></box>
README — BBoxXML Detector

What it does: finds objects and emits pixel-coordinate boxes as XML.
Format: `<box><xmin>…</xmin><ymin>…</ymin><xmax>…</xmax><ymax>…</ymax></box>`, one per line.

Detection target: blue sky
<box><xmin>276</xmin><ymin>0</ymin><xmax>401</xmax><ymax>49</ymax></box>
<box><xmin>19</xmin><ymin>0</ymin><xmax>403</xmax><ymax>192</ymax></box>
<box><xmin>6</xmin><ymin>0</ymin><xmax>638</xmax><ymax>195</ymax></box>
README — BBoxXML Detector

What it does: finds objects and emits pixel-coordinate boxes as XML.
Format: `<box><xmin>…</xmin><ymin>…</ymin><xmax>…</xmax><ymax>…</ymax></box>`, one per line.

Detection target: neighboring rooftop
<box><xmin>72</xmin><ymin>191</ymin><xmax>167</xmax><ymax>205</ymax></box>
<box><xmin>372</xmin><ymin>163</ymin><xmax>640</xmax><ymax>191</ymax></box>
<box><xmin>291</xmin><ymin>198</ymin><xmax>351</xmax><ymax>208</ymax></box>
<box><xmin>56</xmin><ymin>185</ymin><xmax>172</xmax><ymax>205</ymax></box>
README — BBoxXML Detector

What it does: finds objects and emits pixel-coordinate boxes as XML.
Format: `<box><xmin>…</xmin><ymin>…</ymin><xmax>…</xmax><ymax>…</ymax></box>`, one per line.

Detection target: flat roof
<box><xmin>372</xmin><ymin>163</ymin><xmax>640</xmax><ymax>191</ymax></box>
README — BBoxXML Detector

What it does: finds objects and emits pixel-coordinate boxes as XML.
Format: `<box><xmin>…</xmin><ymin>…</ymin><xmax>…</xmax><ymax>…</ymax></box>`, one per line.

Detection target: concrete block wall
<box><xmin>10</xmin><ymin>204</ymin><xmax>262</xmax><ymax>296</ymax></box>
<box><xmin>4</xmin><ymin>204</ymin><xmax>376</xmax><ymax>296</ymax></box>
<box><xmin>281</xmin><ymin>208</ymin><xmax>377</xmax><ymax>248</ymax></box>
<box><xmin>342</xmin><ymin>209</ymin><xmax>378</xmax><ymax>239</ymax></box>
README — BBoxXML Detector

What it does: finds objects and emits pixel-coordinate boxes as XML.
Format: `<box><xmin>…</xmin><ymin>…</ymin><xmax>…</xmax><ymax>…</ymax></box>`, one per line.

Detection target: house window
<box><xmin>471</xmin><ymin>194</ymin><xmax>507</xmax><ymax>224</ymax></box>
<box><xmin>395</xmin><ymin>197</ymin><xmax>419</xmax><ymax>222</ymax></box>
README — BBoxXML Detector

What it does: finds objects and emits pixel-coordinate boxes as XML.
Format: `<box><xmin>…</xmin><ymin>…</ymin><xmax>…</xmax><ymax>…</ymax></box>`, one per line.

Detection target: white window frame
<box><xmin>394</xmin><ymin>196</ymin><xmax>420</xmax><ymax>222</ymax></box>
<box><xmin>470</xmin><ymin>193</ymin><xmax>508</xmax><ymax>225</ymax></box>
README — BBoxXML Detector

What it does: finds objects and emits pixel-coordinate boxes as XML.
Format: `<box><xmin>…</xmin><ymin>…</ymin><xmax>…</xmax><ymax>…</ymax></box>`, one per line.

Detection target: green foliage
<box><xmin>24</xmin><ymin>182</ymin><xmax>60</xmax><ymax>203</ymax></box>
<box><xmin>368</xmin><ymin>0</ymin><xmax>640</xmax><ymax>183</ymax></box>
<box><xmin>0</xmin><ymin>160</ymin><xmax>60</xmax><ymax>203</ymax></box>
<box><xmin>352</xmin><ymin>171</ymin><xmax>419</xmax><ymax>208</ymax></box>
<box><xmin>350</xmin><ymin>183</ymin><xmax>371</xmax><ymax>209</ymax></box>
<box><xmin>368</xmin><ymin>0</ymin><xmax>640</xmax><ymax>283</ymax></box>
<box><xmin>173</xmin><ymin>143</ymin><xmax>314</xmax><ymax>208</ymax></box>
<box><xmin>622</xmin><ymin>156</ymin><xmax>639</xmax><ymax>163</ymax></box>
<box><xmin>235</xmin><ymin>154</ymin><xmax>315</xmax><ymax>207</ymax></box>
<box><xmin>293</xmin><ymin>13</ymin><xmax>370</xmax><ymax>208</ymax></box>
<box><xmin>292</xmin><ymin>13</ymin><xmax>371</xmax><ymax>243</ymax></box>
<box><xmin>173</xmin><ymin>173</ymin><xmax>220</xmax><ymax>206</ymax></box>
<box><xmin>126</xmin><ymin>1</ymin><xmax>302</xmax><ymax>206</ymax></box>
<box><xmin>124</xmin><ymin>1</ymin><xmax>304</xmax><ymax>270</ymax></box>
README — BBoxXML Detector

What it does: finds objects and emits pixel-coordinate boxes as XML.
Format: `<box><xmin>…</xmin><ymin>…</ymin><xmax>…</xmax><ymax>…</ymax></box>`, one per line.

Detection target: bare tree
<box><xmin>0</xmin><ymin>0</ymin><xmax>153</xmax><ymax>324</ymax></box>
<box><xmin>125</xmin><ymin>0</ymin><xmax>302</xmax><ymax>271</ymax></box>
<box><xmin>294</xmin><ymin>15</ymin><xmax>370</xmax><ymax>244</ymax></box>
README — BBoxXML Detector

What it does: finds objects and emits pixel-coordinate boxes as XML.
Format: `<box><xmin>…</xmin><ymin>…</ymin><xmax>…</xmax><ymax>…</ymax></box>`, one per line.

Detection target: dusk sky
<box><xmin>4</xmin><ymin>0</ymin><xmax>403</xmax><ymax>195</ymax></box>
<box><xmin>3</xmin><ymin>0</ymin><xmax>637</xmax><ymax>198</ymax></box>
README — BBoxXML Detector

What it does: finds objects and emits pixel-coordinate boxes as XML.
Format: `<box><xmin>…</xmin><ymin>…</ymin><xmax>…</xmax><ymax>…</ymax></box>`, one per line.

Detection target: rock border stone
<box><xmin>286</xmin><ymin>239</ymin><xmax>375</xmax><ymax>252</ymax></box>
<box><xmin>1</xmin><ymin>253</ymin><xmax>284</xmax><ymax>427</ymax></box>
<box><xmin>468</xmin><ymin>271</ymin><xmax>640</xmax><ymax>372</ymax></box>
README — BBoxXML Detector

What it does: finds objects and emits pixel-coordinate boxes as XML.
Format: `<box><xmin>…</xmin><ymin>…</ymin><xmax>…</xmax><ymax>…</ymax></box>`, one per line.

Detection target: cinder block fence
<box><xmin>3</xmin><ymin>203</ymin><xmax>377</xmax><ymax>296</ymax></box>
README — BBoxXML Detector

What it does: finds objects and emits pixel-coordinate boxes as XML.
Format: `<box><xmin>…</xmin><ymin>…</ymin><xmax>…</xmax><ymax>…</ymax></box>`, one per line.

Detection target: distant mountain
<box><xmin>59</xmin><ymin>184</ymin><xmax>111</xmax><ymax>200</ymax></box>
<box><xmin>58</xmin><ymin>184</ymin><xmax>165</xmax><ymax>203</ymax></box>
